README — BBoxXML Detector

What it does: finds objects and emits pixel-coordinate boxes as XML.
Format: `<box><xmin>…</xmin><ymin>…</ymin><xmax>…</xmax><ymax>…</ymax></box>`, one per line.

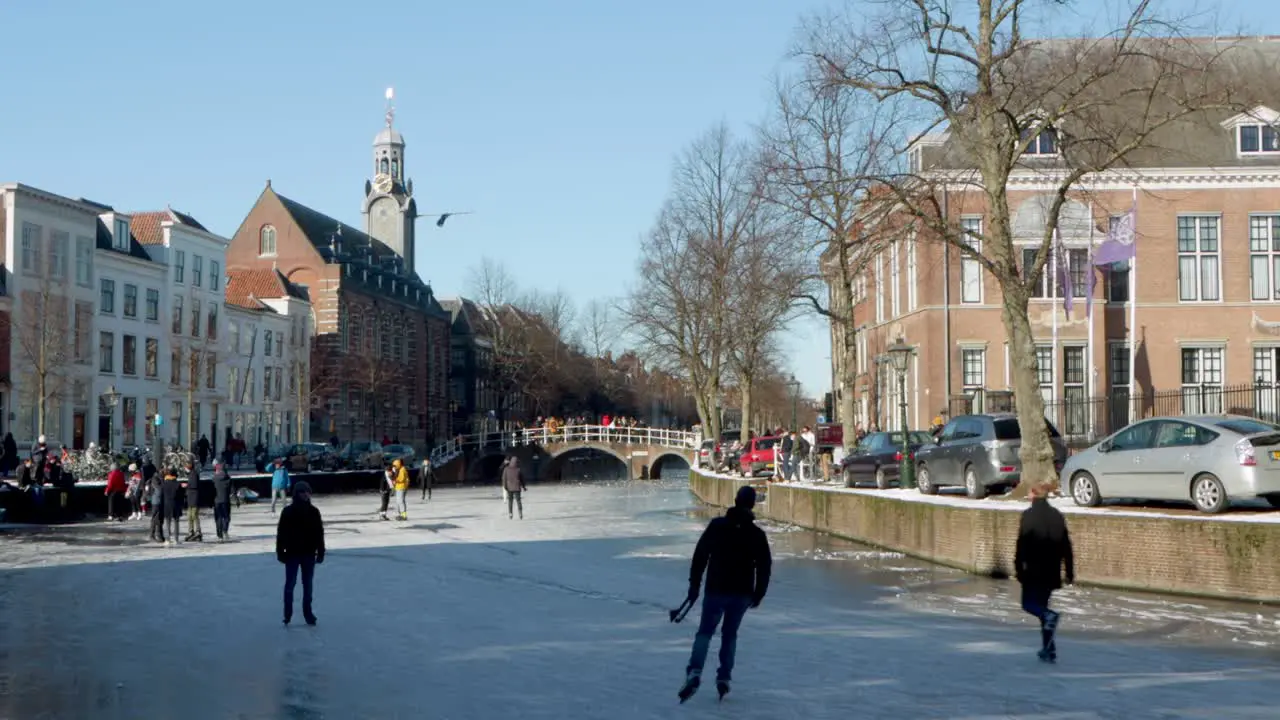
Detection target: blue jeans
<box><xmin>686</xmin><ymin>594</ymin><xmax>753</xmax><ymax>682</ymax></box>
<box><xmin>1020</xmin><ymin>584</ymin><xmax>1055</xmax><ymax>651</ymax></box>
<box><xmin>284</xmin><ymin>557</ymin><xmax>316</xmax><ymax>620</ymax></box>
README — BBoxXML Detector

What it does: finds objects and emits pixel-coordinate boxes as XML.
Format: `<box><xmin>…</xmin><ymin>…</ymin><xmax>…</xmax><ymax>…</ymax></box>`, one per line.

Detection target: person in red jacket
<box><xmin>104</xmin><ymin>463</ymin><xmax>127</xmax><ymax>522</ymax></box>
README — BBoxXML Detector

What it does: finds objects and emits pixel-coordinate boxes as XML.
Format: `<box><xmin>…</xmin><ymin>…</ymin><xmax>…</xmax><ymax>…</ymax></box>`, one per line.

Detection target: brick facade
<box><xmin>692</xmin><ymin>471</ymin><xmax>1280</xmax><ymax>603</ymax></box>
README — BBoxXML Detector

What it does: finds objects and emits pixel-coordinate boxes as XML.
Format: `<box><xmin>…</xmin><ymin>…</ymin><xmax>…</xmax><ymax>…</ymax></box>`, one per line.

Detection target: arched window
<box><xmin>379</xmin><ymin>157</ymin><xmax>389</xmax><ymax>174</ymax></box>
<box><xmin>259</xmin><ymin>225</ymin><xmax>277</xmax><ymax>256</ymax></box>
<box><xmin>390</xmin><ymin>158</ymin><xmax>400</xmax><ymax>179</ymax></box>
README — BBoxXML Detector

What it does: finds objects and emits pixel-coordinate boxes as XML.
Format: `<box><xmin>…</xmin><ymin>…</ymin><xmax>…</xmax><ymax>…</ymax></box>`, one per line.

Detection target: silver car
<box><xmin>914</xmin><ymin>413</ymin><xmax>1068</xmax><ymax>499</ymax></box>
<box><xmin>1061</xmin><ymin>415</ymin><xmax>1280</xmax><ymax>514</ymax></box>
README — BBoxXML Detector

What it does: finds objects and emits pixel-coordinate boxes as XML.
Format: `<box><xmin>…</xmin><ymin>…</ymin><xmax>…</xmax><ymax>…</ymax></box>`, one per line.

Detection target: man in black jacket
<box><xmin>277</xmin><ymin>481</ymin><xmax>325</xmax><ymax>626</ymax></box>
<box><xmin>1015</xmin><ymin>482</ymin><xmax>1075</xmax><ymax>663</ymax></box>
<box><xmin>211</xmin><ymin>460</ymin><xmax>233</xmax><ymax>541</ymax></box>
<box><xmin>678</xmin><ymin>485</ymin><xmax>772</xmax><ymax>703</ymax></box>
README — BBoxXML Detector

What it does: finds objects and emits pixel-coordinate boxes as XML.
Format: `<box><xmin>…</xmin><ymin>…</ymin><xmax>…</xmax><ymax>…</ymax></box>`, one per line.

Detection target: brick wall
<box><xmin>690</xmin><ymin>471</ymin><xmax>1280</xmax><ymax>603</ymax></box>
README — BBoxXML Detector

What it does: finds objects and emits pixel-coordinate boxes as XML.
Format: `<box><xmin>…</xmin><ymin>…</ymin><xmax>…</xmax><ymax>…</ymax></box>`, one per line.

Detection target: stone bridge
<box><xmin>430</xmin><ymin>426</ymin><xmax>697</xmax><ymax>484</ymax></box>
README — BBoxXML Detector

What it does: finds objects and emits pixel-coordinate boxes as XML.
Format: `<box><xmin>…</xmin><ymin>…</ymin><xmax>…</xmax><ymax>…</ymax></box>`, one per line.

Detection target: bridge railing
<box><xmin>428</xmin><ymin>425</ymin><xmax>697</xmax><ymax>465</ymax></box>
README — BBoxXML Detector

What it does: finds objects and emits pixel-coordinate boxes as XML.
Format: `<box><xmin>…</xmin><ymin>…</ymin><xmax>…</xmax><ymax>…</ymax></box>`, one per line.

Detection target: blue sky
<box><xmin>0</xmin><ymin>0</ymin><xmax>1254</xmax><ymax>400</ymax></box>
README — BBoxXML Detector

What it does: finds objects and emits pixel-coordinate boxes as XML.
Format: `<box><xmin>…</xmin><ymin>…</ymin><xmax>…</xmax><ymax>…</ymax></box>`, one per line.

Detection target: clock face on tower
<box><xmin>370</xmin><ymin>196</ymin><xmax>400</xmax><ymax>250</ymax></box>
<box><xmin>373</xmin><ymin>173</ymin><xmax>393</xmax><ymax>194</ymax></box>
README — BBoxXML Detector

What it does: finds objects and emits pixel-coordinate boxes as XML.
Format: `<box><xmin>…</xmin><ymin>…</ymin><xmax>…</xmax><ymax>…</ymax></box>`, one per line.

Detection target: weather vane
<box><xmin>385</xmin><ymin>86</ymin><xmax>395</xmax><ymax>128</ymax></box>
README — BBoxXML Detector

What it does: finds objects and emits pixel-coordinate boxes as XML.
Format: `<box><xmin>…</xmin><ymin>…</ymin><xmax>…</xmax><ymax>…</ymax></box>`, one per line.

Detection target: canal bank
<box><xmin>691</xmin><ymin>468</ymin><xmax>1280</xmax><ymax>604</ymax></box>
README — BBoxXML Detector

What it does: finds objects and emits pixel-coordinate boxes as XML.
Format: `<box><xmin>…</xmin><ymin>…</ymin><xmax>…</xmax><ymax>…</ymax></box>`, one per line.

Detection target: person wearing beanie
<box><xmin>677</xmin><ymin>485</ymin><xmax>772</xmax><ymax>703</ymax></box>
<box><xmin>276</xmin><ymin>481</ymin><xmax>325</xmax><ymax>626</ymax></box>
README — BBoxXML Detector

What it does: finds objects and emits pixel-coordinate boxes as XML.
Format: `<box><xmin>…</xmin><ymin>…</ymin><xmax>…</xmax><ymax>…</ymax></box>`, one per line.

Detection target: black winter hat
<box><xmin>735</xmin><ymin>485</ymin><xmax>756</xmax><ymax>509</ymax></box>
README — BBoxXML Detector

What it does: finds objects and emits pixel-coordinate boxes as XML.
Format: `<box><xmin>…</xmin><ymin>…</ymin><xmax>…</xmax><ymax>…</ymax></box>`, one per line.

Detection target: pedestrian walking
<box><xmin>196</xmin><ymin>435</ymin><xmax>211</xmax><ymax>468</ymax></box>
<box><xmin>161</xmin><ymin>470</ymin><xmax>183</xmax><ymax>546</ymax></box>
<box><xmin>148</xmin><ymin>470</ymin><xmax>165</xmax><ymax>542</ymax></box>
<box><xmin>212</xmin><ymin>460</ymin><xmax>233</xmax><ymax>541</ymax></box>
<box><xmin>419</xmin><ymin>458</ymin><xmax>435</xmax><ymax>501</ymax></box>
<box><xmin>184</xmin><ymin>460</ymin><xmax>203</xmax><ymax>542</ymax></box>
<box><xmin>392</xmin><ymin>458</ymin><xmax>410</xmax><ymax>521</ymax></box>
<box><xmin>104</xmin><ymin>463</ymin><xmax>127</xmax><ymax>522</ymax></box>
<box><xmin>378</xmin><ymin>465</ymin><xmax>394</xmax><ymax>520</ymax></box>
<box><xmin>126</xmin><ymin>464</ymin><xmax>143</xmax><ymax>520</ymax></box>
<box><xmin>276</xmin><ymin>481</ymin><xmax>325</xmax><ymax>626</ymax></box>
<box><xmin>502</xmin><ymin>455</ymin><xmax>526</xmax><ymax>520</ymax></box>
<box><xmin>1015</xmin><ymin>481</ymin><xmax>1075</xmax><ymax>663</ymax></box>
<box><xmin>270</xmin><ymin>459</ymin><xmax>290</xmax><ymax>514</ymax></box>
<box><xmin>779</xmin><ymin>432</ymin><xmax>795</xmax><ymax>482</ymax></box>
<box><xmin>677</xmin><ymin>485</ymin><xmax>772</xmax><ymax>703</ymax></box>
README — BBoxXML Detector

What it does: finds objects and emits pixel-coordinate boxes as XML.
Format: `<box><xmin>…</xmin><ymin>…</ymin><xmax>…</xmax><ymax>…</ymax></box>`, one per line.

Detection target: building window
<box><xmin>99</xmin><ymin>332</ymin><xmax>114</xmax><ymax>373</ymax></box>
<box><xmin>74</xmin><ymin>302</ymin><xmax>92</xmax><ymax>364</ymax></box>
<box><xmin>122</xmin><ymin>397</ymin><xmax>137</xmax><ymax>446</ymax></box>
<box><xmin>1108</xmin><ymin>342</ymin><xmax>1131</xmax><ymax>430</ymax></box>
<box><xmin>339</xmin><ymin>311</ymin><xmax>349</xmax><ymax>353</ymax></box>
<box><xmin>172</xmin><ymin>295</ymin><xmax>184</xmax><ymax>334</ymax></box>
<box><xmin>906</xmin><ymin>240</ymin><xmax>917</xmax><ymax>312</ymax></box>
<box><xmin>961</xmin><ymin>348</ymin><xmax>985</xmax><ymax>392</ymax></box>
<box><xmin>960</xmin><ymin>217</ymin><xmax>982</xmax><ymax>303</ymax></box>
<box><xmin>260</xmin><ymin>225</ymin><xmax>277</xmax><ymax>256</ymax></box>
<box><xmin>264</xmin><ymin>367</ymin><xmax>272</xmax><ymax>399</ymax></box>
<box><xmin>207</xmin><ymin>304</ymin><xmax>218</xmax><ymax>340</ymax></box>
<box><xmin>145</xmin><ymin>398</ymin><xmax>157</xmax><ymax>446</ymax></box>
<box><xmin>207</xmin><ymin>353</ymin><xmax>217</xmax><ymax>389</ymax></box>
<box><xmin>1035</xmin><ymin>345</ymin><xmax>1054</xmax><ymax>408</ymax></box>
<box><xmin>264</xmin><ymin>330</ymin><xmax>274</xmax><ymax>357</ymax></box>
<box><xmin>192</xmin><ymin>255</ymin><xmax>203</xmax><ymax>288</ymax></box>
<box><xmin>229</xmin><ymin>322</ymin><xmax>240</xmax><ymax>355</ymax></box>
<box><xmin>145</xmin><ymin>338</ymin><xmax>158</xmax><ymax>378</ymax></box>
<box><xmin>21</xmin><ymin>223</ymin><xmax>41</xmax><ymax>274</ymax></box>
<box><xmin>276</xmin><ymin>331</ymin><xmax>284</xmax><ymax>357</ymax></box>
<box><xmin>210</xmin><ymin>261</ymin><xmax>220</xmax><ymax>291</ymax></box>
<box><xmin>1249</xmin><ymin>215</ymin><xmax>1280</xmax><ymax>301</ymax></box>
<box><xmin>76</xmin><ymin>236</ymin><xmax>93</xmax><ymax>286</ymax></box>
<box><xmin>1239</xmin><ymin>124</ymin><xmax>1280</xmax><ymax>154</ymax></box>
<box><xmin>275</xmin><ymin>368</ymin><xmax>283</xmax><ymax>400</ymax></box>
<box><xmin>1063</xmin><ymin>346</ymin><xmax>1087</xmax><ymax>435</ymax></box>
<box><xmin>228</xmin><ymin>367</ymin><xmax>240</xmax><ymax>399</ymax></box>
<box><xmin>50</xmin><ymin>230</ymin><xmax>68</xmax><ymax>279</ymax></box>
<box><xmin>171</xmin><ymin>349</ymin><xmax>181</xmax><ymax>385</ymax></box>
<box><xmin>172</xmin><ymin>401</ymin><xmax>184</xmax><ymax>444</ymax></box>
<box><xmin>1181</xmin><ymin>347</ymin><xmax>1224</xmax><ymax>414</ymax></box>
<box><xmin>874</xmin><ymin>252</ymin><xmax>885</xmax><ymax>322</ymax></box>
<box><xmin>191</xmin><ymin>298</ymin><xmax>201</xmax><ymax>338</ymax></box>
<box><xmin>1253</xmin><ymin>348</ymin><xmax>1280</xmax><ymax>422</ymax></box>
<box><xmin>174</xmin><ymin>250</ymin><xmax>185</xmax><ymax>284</ymax></box>
<box><xmin>145</xmin><ymin>289</ymin><xmax>160</xmax><ymax>322</ymax></box>
<box><xmin>1021</xmin><ymin>126</ymin><xmax>1059</xmax><ymax>155</ymax></box>
<box><xmin>889</xmin><ymin>242</ymin><xmax>901</xmax><ymax>317</ymax></box>
<box><xmin>124</xmin><ymin>284</ymin><xmax>138</xmax><ymax>318</ymax></box>
<box><xmin>123</xmin><ymin>335</ymin><xmax>137</xmax><ymax>376</ymax></box>
<box><xmin>113</xmin><ymin>219</ymin><xmax>130</xmax><ymax>250</ymax></box>
<box><xmin>1106</xmin><ymin>261</ymin><xmax>1130</xmax><ymax>303</ymax></box>
<box><xmin>100</xmin><ymin>279</ymin><xmax>116</xmax><ymax>314</ymax></box>
<box><xmin>1021</xmin><ymin>247</ymin><xmax>1088</xmax><ymax>298</ymax></box>
<box><xmin>1176</xmin><ymin>216</ymin><xmax>1221</xmax><ymax>302</ymax></box>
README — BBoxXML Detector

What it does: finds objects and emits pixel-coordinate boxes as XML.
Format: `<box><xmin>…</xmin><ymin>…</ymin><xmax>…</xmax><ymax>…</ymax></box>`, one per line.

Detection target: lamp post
<box><xmin>101</xmin><ymin>384</ymin><xmax>121</xmax><ymax>452</ymax></box>
<box><xmin>885</xmin><ymin>337</ymin><xmax>916</xmax><ymax>489</ymax></box>
<box><xmin>786</xmin><ymin>374</ymin><xmax>801</xmax><ymax>430</ymax></box>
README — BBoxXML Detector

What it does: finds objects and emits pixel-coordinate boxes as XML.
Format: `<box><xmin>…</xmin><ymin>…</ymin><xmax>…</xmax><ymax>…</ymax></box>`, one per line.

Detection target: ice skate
<box><xmin>678</xmin><ymin>672</ymin><xmax>701</xmax><ymax>703</ymax></box>
<box><xmin>1037</xmin><ymin>648</ymin><xmax>1057</xmax><ymax>663</ymax></box>
<box><xmin>716</xmin><ymin>681</ymin><xmax>729</xmax><ymax>701</ymax></box>
<box><xmin>304</xmin><ymin>613</ymin><xmax>317</xmax><ymax>626</ymax></box>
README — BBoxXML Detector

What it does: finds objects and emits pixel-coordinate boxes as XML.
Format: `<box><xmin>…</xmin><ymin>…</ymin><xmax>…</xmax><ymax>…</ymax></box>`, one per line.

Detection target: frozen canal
<box><xmin>2</xmin><ymin>478</ymin><xmax>1279</xmax><ymax>719</ymax></box>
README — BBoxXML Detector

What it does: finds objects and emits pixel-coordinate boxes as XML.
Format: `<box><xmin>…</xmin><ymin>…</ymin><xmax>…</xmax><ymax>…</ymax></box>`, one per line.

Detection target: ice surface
<box><xmin>1</xmin><ymin>480</ymin><xmax>1278</xmax><ymax>719</ymax></box>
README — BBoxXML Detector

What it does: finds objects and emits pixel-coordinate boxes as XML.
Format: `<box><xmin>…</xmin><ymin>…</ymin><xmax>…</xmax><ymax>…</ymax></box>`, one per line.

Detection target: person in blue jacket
<box><xmin>270</xmin><ymin>458</ymin><xmax>291</xmax><ymax>514</ymax></box>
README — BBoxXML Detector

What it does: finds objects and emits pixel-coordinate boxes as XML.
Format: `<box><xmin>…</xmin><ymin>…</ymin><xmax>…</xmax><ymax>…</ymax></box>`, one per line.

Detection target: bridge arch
<box><xmin>648</xmin><ymin>451</ymin><xmax>691</xmax><ymax>479</ymax></box>
<box><xmin>541</xmin><ymin>445</ymin><xmax>629</xmax><ymax>482</ymax></box>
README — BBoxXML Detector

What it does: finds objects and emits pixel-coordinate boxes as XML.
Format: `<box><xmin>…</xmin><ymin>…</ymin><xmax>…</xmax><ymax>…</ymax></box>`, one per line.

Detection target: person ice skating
<box><xmin>392</xmin><ymin>458</ymin><xmax>410</xmax><ymax>521</ymax></box>
<box><xmin>502</xmin><ymin>455</ymin><xmax>525</xmax><ymax>519</ymax></box>
<box><xmin>678</xmin><ymin>485</ymin><xmax>772</xmax><ymax>703</ymax></box>
<box><xmin>276</xmin><ymin>481</ymin><xmax>324</xmax><ymax>626</ymax></box>
<box><xmin>212</xmin><ymin>460</ymin><xmax>233</xmax><ymax>541</ymax></box>
<box><xmin>148</xmin><ymin>469</ymin><xmax>165</xmax><ymax>542</ymax></box>
<box><xmin>419</xmin><ymin>458</ymin><xmax>435</xmax><ymax>501</ymax></box>
<box><xmin>1015</xmin><ymin>481</ymin><xmax>1075</xmax><ymax>663</ymax></box>
<box><xmin>184</xmin><ymin>460</ymin><xmax>203</xmax><ymax>542</ymax></box>
<box><xmin>270</xmin><ymin>459</ymin><xmax>290</xmax><ymax>515</ymax></box>
<box><xmin>161</xmin><ymin>470</ymin><xmax>183</xmax><ymax>546</ymax></box>
<box><xmin>378</xmin><ymin>464</ymin><xmax>394</xmax><ymax>520</ymax></box>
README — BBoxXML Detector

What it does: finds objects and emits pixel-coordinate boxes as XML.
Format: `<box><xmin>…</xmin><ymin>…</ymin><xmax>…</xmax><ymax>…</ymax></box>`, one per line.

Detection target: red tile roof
<box><xmin>127</xmin><ymin>209</ymin><xmax>208</xmax><ymax>245</ymax></box>
<box><xmin>225</xmin><ymin>269</ymin><xmax>288</xmax><ymax>311</ymax></box>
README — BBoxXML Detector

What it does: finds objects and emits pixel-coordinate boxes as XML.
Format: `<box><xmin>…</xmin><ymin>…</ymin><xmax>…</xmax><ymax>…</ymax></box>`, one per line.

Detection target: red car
<box><xmin>738</xmin><ymin>435</ymin><xmax>780</xmax><ymax>477</ymax></box>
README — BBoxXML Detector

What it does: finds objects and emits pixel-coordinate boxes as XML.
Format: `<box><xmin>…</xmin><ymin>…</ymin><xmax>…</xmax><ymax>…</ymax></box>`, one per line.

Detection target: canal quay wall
<box><xmin>690</xmin><ymin>468</ymin><xmax>1280</xmax><ymax>604</ymax></box>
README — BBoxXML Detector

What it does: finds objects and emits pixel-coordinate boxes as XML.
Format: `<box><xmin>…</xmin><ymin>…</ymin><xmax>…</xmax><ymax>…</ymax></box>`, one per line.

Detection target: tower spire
<box><xmin>384</xmin><ymin>86</ymin><xmax>395</xmax><ymax>128</ymax></box>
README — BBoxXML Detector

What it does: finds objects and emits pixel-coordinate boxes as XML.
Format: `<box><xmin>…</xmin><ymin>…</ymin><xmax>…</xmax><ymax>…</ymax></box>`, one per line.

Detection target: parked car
<box><xmin>382</xmin><ymin>444</ymin><xmax>417</xmax><ymax>465</ymax></box>
<box><xmin>1062</xmin><ymin>415</ymin><xmax>1280</xmax><ymax>514</ymax></box>
<box><xmin>841</xmin><ymin>431</ymin><xmax>933</xmax><ymax>489</ymax></box>
<box><xmin>738</xmin><ymin>435</ymin><xmax>780</xmax><ymax>477</ymax></box>
<box><xmin>283</xmin><ymin>443</ymin><xmax>340</xmax><ymax>472</ymax></box>
<box><xmin>914</xmin><ymin>413</ymin><xmax>1067</xmax><ymax>498</ymax></box>
<box><xmin>338</xmin><ymin>441</ymin><xmax>384</xmax><ymax>469</ymax></box>
<box><xmin>698</xmin><ymin>439</ymin><xmax>717</xmax><ymax>468</ymax></box>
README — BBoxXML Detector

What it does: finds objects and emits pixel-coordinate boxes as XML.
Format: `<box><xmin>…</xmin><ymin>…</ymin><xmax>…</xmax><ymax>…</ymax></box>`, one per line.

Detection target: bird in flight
<box><xmin>422</xmin><ymin>211</ymin><xmax>474</xmax><ymax>227</ymax></box>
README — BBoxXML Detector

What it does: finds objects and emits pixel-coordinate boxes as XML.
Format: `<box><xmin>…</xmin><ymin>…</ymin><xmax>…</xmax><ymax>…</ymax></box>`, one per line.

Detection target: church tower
<box><xmin>362</xmin><ymin>87</ymin><xmax>418</xmax><ymax>275</ymax></box>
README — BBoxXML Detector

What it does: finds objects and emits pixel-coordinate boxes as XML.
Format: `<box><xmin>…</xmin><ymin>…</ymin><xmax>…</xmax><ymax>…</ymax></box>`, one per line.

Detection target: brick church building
<box><xmin>225</xmin><ymin>109</ymin><xmax>451</xmax><ymax>448</ymax></box>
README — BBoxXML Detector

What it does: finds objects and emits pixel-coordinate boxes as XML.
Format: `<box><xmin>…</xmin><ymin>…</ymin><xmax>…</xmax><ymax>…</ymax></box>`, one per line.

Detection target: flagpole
<box><xmin>1128</xmin><ymin>186</ymin><xmax>1138</xmax><ymax>423</ymax></box>
<box><xmin>1087</xmin><ymin>203</ymin><xmax>1096</xmax><ymax>440</ymax></box>
<box><xmin>1051</xmin><ymin>228</ymin><xmax>1059</xmax><ymax>421</ymax></box>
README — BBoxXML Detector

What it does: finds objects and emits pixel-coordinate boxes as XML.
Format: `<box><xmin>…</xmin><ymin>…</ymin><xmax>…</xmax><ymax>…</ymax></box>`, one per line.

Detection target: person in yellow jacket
<box><xmin>392</xmin><ymin>458</ymin><xmax>411</xmax><ymax>521</ymax></box>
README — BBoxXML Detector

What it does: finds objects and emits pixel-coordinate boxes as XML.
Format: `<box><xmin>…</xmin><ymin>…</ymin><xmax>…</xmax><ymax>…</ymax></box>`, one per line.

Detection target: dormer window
<box><xmin>113</xmin><ymin>218</ymin><xmax>130</xmax><ymax>251</ymax></box>
<box><xmin>1240</xmin><ymin>124</ymin><xmax>1280</xmax><ymax>154</ymax></box>
<box><xmin>1021</xmin><ymin>127</ymin><xmax>1059</xmax><ymax>156</ymax></box>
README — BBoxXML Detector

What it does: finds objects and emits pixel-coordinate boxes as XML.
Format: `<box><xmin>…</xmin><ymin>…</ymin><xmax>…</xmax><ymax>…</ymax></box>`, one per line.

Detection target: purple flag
<box><xmin>1086</xmin><ymin>203</ymin><xmax>1138</xmax><ymax>317</ymax></box>
<box><xmin>1055</xmin><ymin>230</ymin><xmax>1074</xmax><ymax>317</ymax></box>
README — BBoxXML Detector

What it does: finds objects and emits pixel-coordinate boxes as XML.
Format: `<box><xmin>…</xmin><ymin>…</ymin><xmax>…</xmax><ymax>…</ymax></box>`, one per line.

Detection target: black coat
<box><xmin>690</xmin><ymin>506</ymin><xmax>772</xmax><ymax>602</ymax></box>
<box><xmin>1015</xmin><ymin>498</ymin><xmax>1075</xmax><ymax>589</ymax></box>
<box><xmin>211</xmin><ymin>468</ymin><xmax>232</xmax><ymax>504</ymax></box>
<box><xmin>161</xmin><ymin>479</ymin><xmax>183</xmax><ymax>518</ymax></box>
<box><xmin>186</xmin><ymin>467</ymin><xmax>201</xmax><ymax>505</ymax></box>
<box><xmin>276</xmin><ymin>501</ymin><xmax>325</xmax><ymax>561</ymax></box>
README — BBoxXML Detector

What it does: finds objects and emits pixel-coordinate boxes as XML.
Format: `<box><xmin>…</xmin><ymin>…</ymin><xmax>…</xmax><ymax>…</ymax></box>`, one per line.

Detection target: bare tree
<box><xmin>800</xmin><ymin>0</ymin><xmax>1263</xmax><ymax>492</ymax></box>
<box><xmin>622</xmin><ymin>124</ymin><xmax>762</xmax><ymax>441</ymax></box>
<box><xmin>469</xmin><ymin>256</ymin><xmax>517</xmax><ymax>309</ymax></box>
<box><xmin>759</xmin><ymin>63</ymin><xmax>905</xmax><ymax>451</ymax></box>
<box><xmin>169</xmin><ymin>288</ymin><xmax>223</xmax><ymax>448</ymax></box>
<box><xmin>14</xmin><ymin>281</ymin><xmax>75</xmax><ymax>438</ymax></box>
<box><xmin>468</xmin><ymin>259</ymin><xmax>554</xmax><ymax>427</ymax></box>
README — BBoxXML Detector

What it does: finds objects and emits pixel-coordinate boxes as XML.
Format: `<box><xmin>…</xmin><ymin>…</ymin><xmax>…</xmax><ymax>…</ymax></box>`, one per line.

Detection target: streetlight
<box><xmin>786</xmin><ymin>375</ymin><xmax>801</xmax><ymax>430</ymax></box>
<box><xmin>101</xmin><ymin>384</ymin><xmax>121</xmax><ymax>451</ymax></box>
<box><xmin>885</xmin><ymin>337</ymin><xmax>916</xmax><ymax>489</ymax></box>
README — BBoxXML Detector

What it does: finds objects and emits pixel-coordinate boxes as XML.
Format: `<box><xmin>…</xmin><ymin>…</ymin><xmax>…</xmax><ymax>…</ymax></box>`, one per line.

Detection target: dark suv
<box><xmin>914</xmin><ymin>413</ymin><xmax>1067</xmax><ymax>498</ymax></box>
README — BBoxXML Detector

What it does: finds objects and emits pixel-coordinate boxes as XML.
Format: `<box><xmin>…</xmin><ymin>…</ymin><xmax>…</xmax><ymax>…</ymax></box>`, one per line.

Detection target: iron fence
<box><xmin>949</xmin><ymin>383</ymin><xmax>1280</xmax><ymax>447</ymax></box>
